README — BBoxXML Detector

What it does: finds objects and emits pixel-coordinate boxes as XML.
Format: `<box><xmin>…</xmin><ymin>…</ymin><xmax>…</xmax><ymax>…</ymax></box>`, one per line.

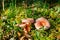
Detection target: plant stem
<box><xmin>2</xmin><ymin>0</ymin><xmax>4</xmax><ymax>11</ymax></box>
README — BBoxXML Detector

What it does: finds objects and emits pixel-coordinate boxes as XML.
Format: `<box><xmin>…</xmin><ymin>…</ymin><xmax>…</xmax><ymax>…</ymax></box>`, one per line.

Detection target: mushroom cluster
<box><xmin>16</xmin><ymin>18</ymin><xmax>34</xmax><ymax>40</ymax></box>
<box><xmin>17</xmin><ymin>18</ymin><xmax>34</xmax><ymax>34</ymax></box>
<box><xmin>16</xmin><ymin>17</ymin><xmax>50</xmax><ymax>32</ymax></box>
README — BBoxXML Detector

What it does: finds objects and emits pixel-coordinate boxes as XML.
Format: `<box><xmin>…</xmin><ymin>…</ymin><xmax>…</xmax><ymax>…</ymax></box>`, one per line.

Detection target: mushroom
<box><xmin>16</xmin><ymin>18</ymin><xmax>34</xmax><ymax>34</ymax></box>
<box><xmin>34</xmin><ymin>17</ymin><xmax>50</xmax><ymax>30</ymax></box>
<box><xmin>21</xmin><ymin>18</ymin><xmax>34</xmax><ymax>33</ymax></box>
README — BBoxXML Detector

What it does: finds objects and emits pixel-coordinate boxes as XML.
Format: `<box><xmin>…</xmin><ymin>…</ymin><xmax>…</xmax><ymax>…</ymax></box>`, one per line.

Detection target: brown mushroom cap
<box><xmin>27</xmin><ymin>18</ymin><xmax>34</xmax><ymax>23</ymax></box>
<box><xmin>22</xmin><ymin>19</ymin><xmax>30</xmax><ymax>24</ymax></box>
<box><xmin>22</xmin><ymin>18</ymin><xmax>34</xmax><ymax>24</ymax></box>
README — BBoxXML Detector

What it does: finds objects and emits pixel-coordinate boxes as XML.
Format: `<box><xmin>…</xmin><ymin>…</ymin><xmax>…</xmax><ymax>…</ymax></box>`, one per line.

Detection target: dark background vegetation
<box><xmin>0</xmin><ymin>0</ymin><xmax>60</xmax><ymax>10</ymax></box>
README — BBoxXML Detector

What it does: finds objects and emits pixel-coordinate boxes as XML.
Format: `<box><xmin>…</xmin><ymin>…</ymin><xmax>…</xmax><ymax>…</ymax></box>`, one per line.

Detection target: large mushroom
<box><xmin>34</xmin><ymin>17</ymin><xmax>50</xmax><ymax>30</ymax></box>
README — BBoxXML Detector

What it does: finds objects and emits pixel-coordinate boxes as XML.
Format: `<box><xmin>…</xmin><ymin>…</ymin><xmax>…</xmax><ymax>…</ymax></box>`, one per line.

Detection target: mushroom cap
<box><xmin>27</xmin><ymin>18</ymin><xmax>34</xmax><ymax>23</ymax></box>
<box><xmin>19</xmin><ymin>24</ymin><xmax>26</xmax><ymax>28</ymax></box>
<box><xmin>35</xmin><ymin>17</ymin><xmax>50</xmax><ymax>30</ymax></box>
<box><xmin>22</xmin><ymin>18</ymin><xmax>34</xmax><ymax>24</ymax></box>
<box><xmin>22</xmin><ymin>19</ymin><xmax>30</xmax><ymax>24</ymax></box>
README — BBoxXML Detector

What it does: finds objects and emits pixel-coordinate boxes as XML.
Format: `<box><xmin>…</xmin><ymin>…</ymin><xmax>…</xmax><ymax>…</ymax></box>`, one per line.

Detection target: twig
<box><xmin>2</xmin><ymin>0</ymin><xmax>4</xmax><ymax>11</ymax></box>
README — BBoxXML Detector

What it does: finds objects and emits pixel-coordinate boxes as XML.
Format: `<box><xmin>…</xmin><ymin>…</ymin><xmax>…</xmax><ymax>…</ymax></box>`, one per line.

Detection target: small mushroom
<box><xmin>35</xmin><ymin>17</ymin><xmax>50</xmax><ymax>30</ymax></box>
